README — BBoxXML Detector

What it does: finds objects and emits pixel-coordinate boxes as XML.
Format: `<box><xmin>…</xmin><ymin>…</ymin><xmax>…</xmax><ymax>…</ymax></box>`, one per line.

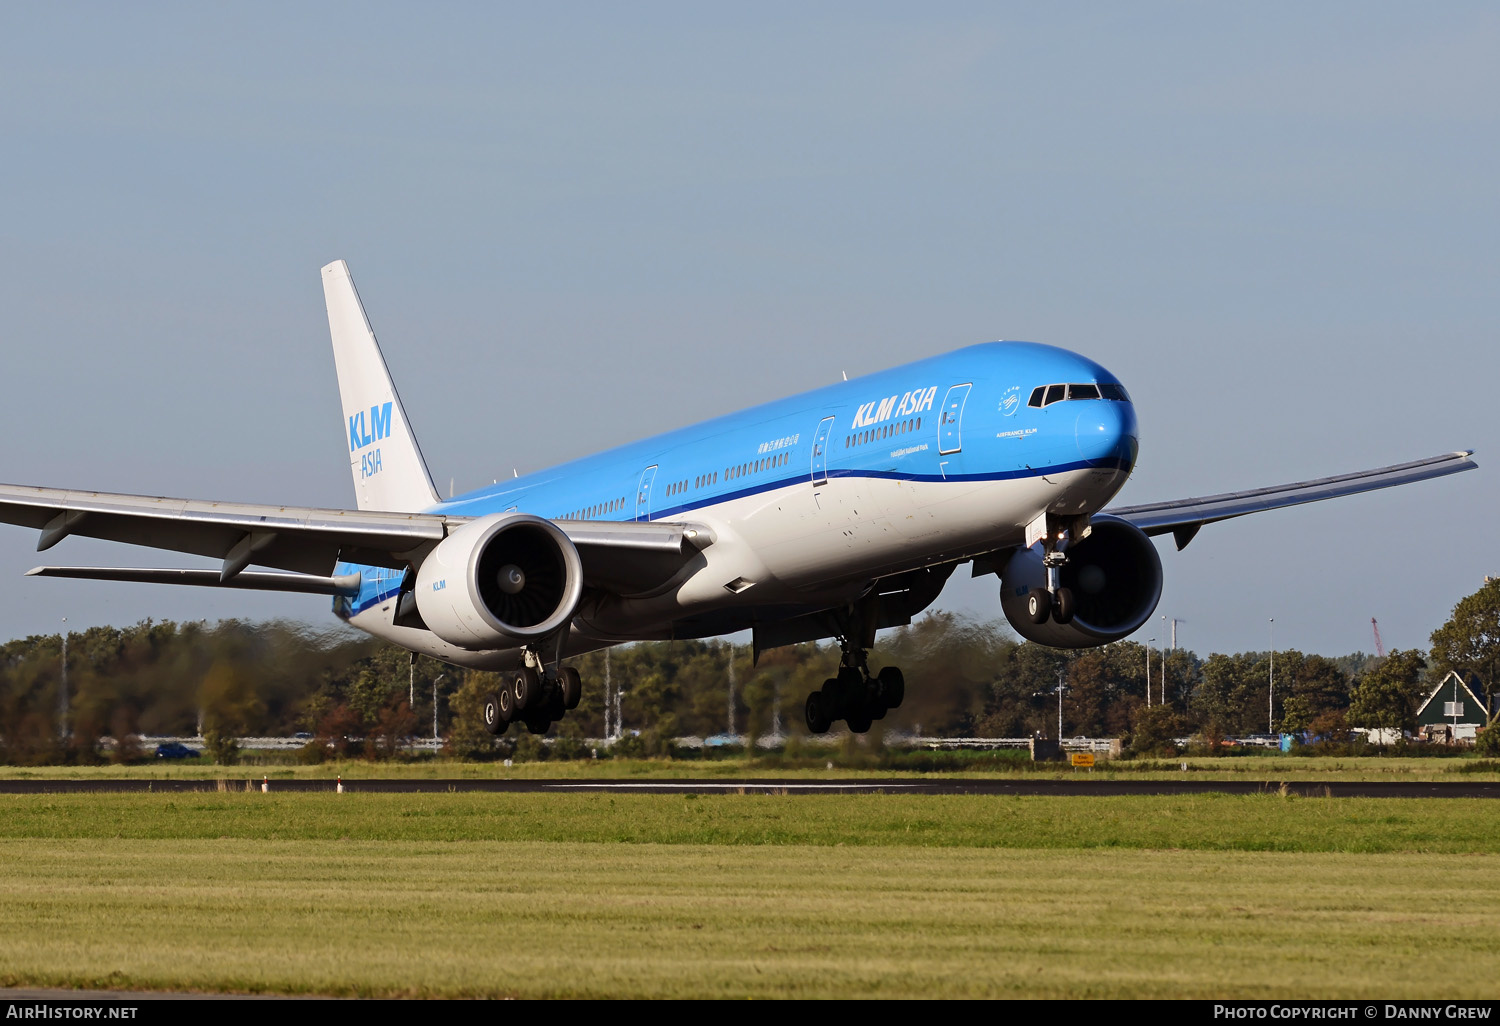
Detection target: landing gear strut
<box><xmin>1038</xmin><ymin>527</ymin><xmax>1075</xmax><ymax>626</ymax></box>
<box><xmin>803</xmin><ymin>637</ymin><xmax>905</xmax><ymax>736</ymax></box>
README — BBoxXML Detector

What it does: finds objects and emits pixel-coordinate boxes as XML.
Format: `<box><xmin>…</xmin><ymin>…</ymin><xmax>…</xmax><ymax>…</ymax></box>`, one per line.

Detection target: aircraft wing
<box><xmin>0</xmin><ymin>483</ymin><xmax>707</xmax><ymax>593</ymax></box>
<box><xmin>1106</xmin><ymin>450</ymin><xmax>1476</xmax><ymax>550</ymax></box>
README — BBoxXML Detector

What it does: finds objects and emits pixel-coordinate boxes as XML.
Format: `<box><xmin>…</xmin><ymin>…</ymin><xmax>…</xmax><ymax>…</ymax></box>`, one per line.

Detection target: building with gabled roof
<box><xmin>1415</xmin><ymin>671</ymin><xmax>1490</xmax><ymax>742</ymax></box>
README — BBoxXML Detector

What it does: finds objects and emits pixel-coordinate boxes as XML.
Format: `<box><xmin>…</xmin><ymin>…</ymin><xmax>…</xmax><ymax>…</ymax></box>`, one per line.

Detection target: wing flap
<box><xmin>27</xmin><ymin>566</ymin><xmax>363</xmax><ymax>596</ymax></box>
<box><xmin>1107</xmin><ymin>450</ymin><xmax>1476</xmax><ymax>547</ymax></box>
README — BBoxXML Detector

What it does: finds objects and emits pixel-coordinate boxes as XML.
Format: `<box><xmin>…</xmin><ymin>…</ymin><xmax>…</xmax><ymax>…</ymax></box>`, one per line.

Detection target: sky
<box><xmin>0</xmin><ymin>2</ymin><xmax>1494</xmax><ymax>657</ymax></box>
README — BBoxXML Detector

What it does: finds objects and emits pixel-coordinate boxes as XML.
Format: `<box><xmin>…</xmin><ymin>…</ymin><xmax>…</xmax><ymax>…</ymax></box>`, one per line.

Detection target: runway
<box><xmin>1</xmin><ymin>778</ymin><xmax>1496</xmax><ymax>797</ymax></box>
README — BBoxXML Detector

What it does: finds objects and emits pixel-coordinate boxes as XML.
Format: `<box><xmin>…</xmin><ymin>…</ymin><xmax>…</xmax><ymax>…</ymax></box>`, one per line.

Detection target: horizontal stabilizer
<box><xmin>27</xmin><ymin>566</ymin><xmax>363</xmax><ymax>596</ymax></box>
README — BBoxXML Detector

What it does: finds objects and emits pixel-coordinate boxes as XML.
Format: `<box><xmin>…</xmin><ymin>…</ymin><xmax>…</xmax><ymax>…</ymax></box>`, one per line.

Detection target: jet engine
<box><xmin>999</xmin><ymin>514</ymin><xmax>1163</xmax><ymax>648</ymax></box>
<box><xmin>414</xmin><ymin>513</ymin><xmax>583</xmax><ymax>649</ymax></box>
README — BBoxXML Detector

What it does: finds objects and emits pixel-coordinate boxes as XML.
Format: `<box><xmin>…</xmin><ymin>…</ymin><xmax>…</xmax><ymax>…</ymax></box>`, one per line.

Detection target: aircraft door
<box><xmin>938</xmin><ymin>383</ymin><xmax>973</xmax><ymax>455</ymax></box>
<box><xmin>811</xmin><ymin>416</ymin><xmax>835</xmax><ymax>485</ymax></box>
<box><xmin>634</xmin><ymin>465</ymin><xmax>658</xmax><ymax>522</ymax></box>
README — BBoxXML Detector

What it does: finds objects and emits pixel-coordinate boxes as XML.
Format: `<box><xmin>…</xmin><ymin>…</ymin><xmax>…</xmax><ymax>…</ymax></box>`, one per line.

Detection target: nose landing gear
<box><xmin>1031</xmin><ymin>527</ymin><xmax>1075</xmax><ymax>625</ymax></box>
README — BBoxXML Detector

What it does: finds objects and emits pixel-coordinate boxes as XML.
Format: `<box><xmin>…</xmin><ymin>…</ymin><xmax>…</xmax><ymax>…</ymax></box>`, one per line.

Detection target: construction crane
<box><xmin>1371</xmin><ymin>618</ymin><xmax>1385</xmax><ymax>658</ymax></box>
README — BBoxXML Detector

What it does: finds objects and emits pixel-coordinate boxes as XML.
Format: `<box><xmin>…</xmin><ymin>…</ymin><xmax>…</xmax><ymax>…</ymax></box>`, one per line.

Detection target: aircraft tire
<box><xmin>1054</xmin><ymin>587</ymin><xmax>1075</xmax><ymax>625</ymax></box>
<box><xmin>877</xmin><ymin>666</ymin><xmax>905</xmax><ymax>709</ymax></box>
<box><xmin>481</xmin><ymin>692</ymin><xmax>508</xmax><ymax>735</ymax></box>
<box><xmin>1027</xmin><ymin>589</ymin><xmax>1051</xmax><ymax>624</ymax></box>
<box><xmin>805</xmin><ymin>692</ymin><xmax>832</xmax><ymax>734</ymax></box>
<box><xmin>511</xmin><ymin>667</ymin><xmax>541</xmax><ymax>710</ymax></box>
<box><xmin>821</xmin><ymin>677</ymin><xmax>843</xmax><ymax>718</ymax></box>
<box><xmin>846</xmin><ymin>710</ymin><xmax>874</xmax><ymax>734</ymax></box>
<box><xmin>869</xmin><ymin>697</ymin><xmax>889</xmax><ymax>721</ymax></box>
<box><xmin>496</xmin><ymin>685</ymin><xmax>515</xmax><ymax>723</ymax></box>
<box><xmin>523</xmin><ymin>714</ymin><xmax>551</xmax><ymax>736</ymax></box>
<box><xmin>560</xmin><ymin>666</ymin><xmax>582</xmax><ymax>710</ymax></box>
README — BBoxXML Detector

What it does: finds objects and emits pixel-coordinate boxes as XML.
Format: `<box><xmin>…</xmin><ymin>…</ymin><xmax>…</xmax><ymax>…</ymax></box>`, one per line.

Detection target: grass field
<box><xmin>1</xmin><ymin>791</ymin><xmax>1497</xmax><ymax>998</ymax></box>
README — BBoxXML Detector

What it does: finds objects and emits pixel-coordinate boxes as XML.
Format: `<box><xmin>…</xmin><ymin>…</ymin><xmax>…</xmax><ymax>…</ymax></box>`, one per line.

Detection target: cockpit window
<box><xmin>1029</xmin><ymin>381</ymin><xmax>1130</xmax><ymax>407</ymax></box>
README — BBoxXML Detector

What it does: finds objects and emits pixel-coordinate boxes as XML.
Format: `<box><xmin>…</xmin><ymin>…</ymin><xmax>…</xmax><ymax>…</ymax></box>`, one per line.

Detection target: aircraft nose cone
<box><xmin>1076</xmin><ymin>400</ymin><xmax>1138</xmax><ymax>471</ymax></box>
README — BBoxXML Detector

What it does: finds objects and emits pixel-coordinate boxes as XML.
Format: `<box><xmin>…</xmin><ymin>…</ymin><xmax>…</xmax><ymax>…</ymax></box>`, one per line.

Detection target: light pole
<box><xmin>1268</xmin><ymin>618</ymin><xmax>1275</xmax><ymax>735</ymax></box>
<box><xmin>1146</xmin><ymin>640</ymin><xmax>1155</xmax><ymax>707</ymax></box>
<box><xmin>432</xmin><ymin>673</ymin><xmax>447</xmax><ymax>749</ymax></box>
<box><xmin>1160</xmin><ymin>616</ymin><xmax>1168</xmax><ymax>707</ymax></box>
<box><xmin>604</xmin><ymin>648</ymin><xmax>613</xmax><ymax>739</ymax></box>
<box><xmin>726</xmin><ymin>642</ymin><xmax>736</xmax><ymax>738</ymax></box>
<box><xmin>1056</xmin><ymin>667</ymin><xmax>1065</xmax><ymax>739</ymax></box>
<box><xmin>59</xmin><ymin>617</ymin><xmax>68</xmax><ymax>741</ymax></box>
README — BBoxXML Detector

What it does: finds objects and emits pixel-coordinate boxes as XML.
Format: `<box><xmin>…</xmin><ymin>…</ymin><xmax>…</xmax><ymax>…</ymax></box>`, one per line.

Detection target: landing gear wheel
<box><xmin>821</xmin><ymin>677</ymin><xmax>843</xmax><ymax>720</ymax></box>
<box><xmin>846</xmin><ymin>711</ymin><xmax>874</xmax><ymax>734</ymax></box>
<box><xmin>496</xmin><ymin>685</ymin><xmax>515</xmax><ymax>723</ymax></box>
<box><xmin>481</xmin><ymin>692</ymin><xmax>508</xmax><ymax>735</ymax></box>
<box><xmin>559</xmin><ymin>667</ymin><xmax>582</xmax><ymax>710</ymax></box>
<box><xmin>1027</xmin><ymin>589</ymin><xmax>1051</xmax><ymax>625</ymax></box>
<box><xmin>869</xmin><ymin>697</ymin><xmax>889</xmax><ymax>721</ymax></box>
<box><xmin>1053</xmin><ymin>587</ymin><xmax>1075</xmax><ymax>625</ymax></box>
<box><xmin>522</xmin><ymin>714</ymin><xmax>551</xmax><ymax>736</ymax></box>
<box><xmin>511</xmin><ymin>666</ymin><xmax>541</xmax><ymax>711</ymax></box>
<box><xmin>876</xmin><ymin>666</ymin><xmax>905</xmax><ymax>709</ymax></box>
<box><xmin>805</xmin><ymin>691</ymin><xmax>832</xmax><ymax>734</ymax></box>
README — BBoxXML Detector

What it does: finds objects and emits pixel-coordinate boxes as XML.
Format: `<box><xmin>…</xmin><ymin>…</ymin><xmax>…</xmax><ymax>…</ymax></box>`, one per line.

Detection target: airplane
<box><xmin>1</xmin><ymin>261</ymin><xmax>1476</xmax><ymax>736</ymax></box>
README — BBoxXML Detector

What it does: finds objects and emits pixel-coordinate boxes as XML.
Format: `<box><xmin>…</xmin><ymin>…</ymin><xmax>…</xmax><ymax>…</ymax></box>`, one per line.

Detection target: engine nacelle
<box><xmin>414</xmin><ymin>513</ymin><xmax>584</xmax><ymax>649</ymax></box>
<box><xmin>999</xmin><ymin>514</ymin><xmax>1163</xmax><ymax>648</ymax></box>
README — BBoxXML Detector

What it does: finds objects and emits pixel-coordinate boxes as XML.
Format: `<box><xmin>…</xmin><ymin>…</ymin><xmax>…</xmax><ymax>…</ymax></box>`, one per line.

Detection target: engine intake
<box><xmin>999</xmin><ymin>514</ymin><xmax>1163</xmax><ymax>648</ymax></box>
<box><xmin>415</xmin><ymin>513</ymin><xmax>583</xmax><ymax>649</ymax></box>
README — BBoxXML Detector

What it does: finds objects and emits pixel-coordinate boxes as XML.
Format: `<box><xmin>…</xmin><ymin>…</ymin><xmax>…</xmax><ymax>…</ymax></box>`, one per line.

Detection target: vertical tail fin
<box><xmin>322</xmin><ymin>260</ymin><xmax>440</xmax><ymax>512</ymax></box>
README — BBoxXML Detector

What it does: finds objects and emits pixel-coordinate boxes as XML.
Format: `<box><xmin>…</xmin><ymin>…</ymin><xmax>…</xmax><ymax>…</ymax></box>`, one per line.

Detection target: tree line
<box><xmin>1</xmin><ymin>578</ymin><xmax>1496</xmax><ymax>764</ymax></box>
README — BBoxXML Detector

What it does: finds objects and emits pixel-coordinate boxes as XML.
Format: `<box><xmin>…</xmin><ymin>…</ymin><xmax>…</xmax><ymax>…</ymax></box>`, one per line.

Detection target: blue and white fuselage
<box><xmin>335</xmin><ymin>341</ymin><xmax>1137</xmax><ymax>668</ymax></box>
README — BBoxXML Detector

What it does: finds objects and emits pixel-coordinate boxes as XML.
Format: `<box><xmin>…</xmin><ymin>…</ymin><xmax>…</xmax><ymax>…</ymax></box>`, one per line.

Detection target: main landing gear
<box><xmin>481</xmin><ymin>658</ymin><xmax>583</xmax><ymax>737</ymax></box>
<box><xmin>803</xmin><ymin>641</ymin><xmax>905</xmax><ymax>736</ymax></box>
<box><xmin>1027</xmin><ymin>527</ymin><xmax>1075</xmax><ymax>626</ymax></box>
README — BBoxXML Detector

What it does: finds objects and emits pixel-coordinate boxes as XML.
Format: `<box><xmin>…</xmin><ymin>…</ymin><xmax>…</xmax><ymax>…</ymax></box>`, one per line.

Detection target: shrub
<box><xmin>1125</xmin><ymin>706</ymin><xmax>1185</xmax><ymax>758</ymax></box>
<box><xmin>203</xmin><ymin>728</ymin><xmax>239</xmax><ymax>766</ymax></box>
